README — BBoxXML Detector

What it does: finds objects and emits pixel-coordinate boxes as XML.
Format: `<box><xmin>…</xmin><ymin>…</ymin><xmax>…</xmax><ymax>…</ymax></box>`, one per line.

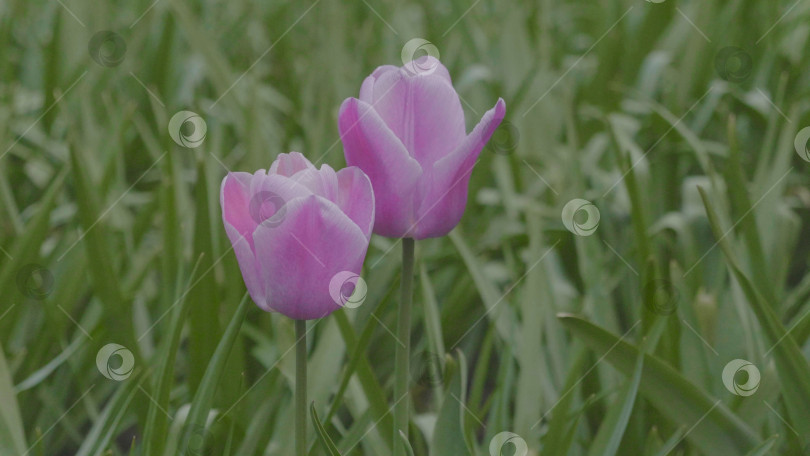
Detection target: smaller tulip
<box><xmin>338</xmin><ymin>56</ymin><xmax>506</xmax><ymax>239</ymax></box>
<box><xmin>220</xmin><ymin>152</ymin><xmax>374</xmax><ymax>320</ymax></box>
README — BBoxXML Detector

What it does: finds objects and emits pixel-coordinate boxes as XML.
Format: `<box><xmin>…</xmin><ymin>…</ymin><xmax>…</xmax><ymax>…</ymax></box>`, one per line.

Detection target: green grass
<box><xmin>2</xmin><ymin>0</ymin><xmax>810</xmax><ymax>454</ymax></box>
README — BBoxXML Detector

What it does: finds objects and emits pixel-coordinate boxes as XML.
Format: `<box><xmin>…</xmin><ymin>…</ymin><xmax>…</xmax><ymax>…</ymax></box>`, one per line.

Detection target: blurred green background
<box><xmin>2</xmin><ymin>0</ymin><xmax>810</xmax><ymax>454</ymax></box>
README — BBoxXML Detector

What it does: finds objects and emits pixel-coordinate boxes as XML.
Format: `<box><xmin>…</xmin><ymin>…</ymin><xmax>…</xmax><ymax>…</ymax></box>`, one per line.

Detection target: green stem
<box><xmin>295</xmin><ymin>319</ymin><xmax>307</xmax><ymax>456</ymax></box>
<box><xmin>393</xmin><ymin>237</ymin><xmax>415</xmax><ymax>455</ymax></box>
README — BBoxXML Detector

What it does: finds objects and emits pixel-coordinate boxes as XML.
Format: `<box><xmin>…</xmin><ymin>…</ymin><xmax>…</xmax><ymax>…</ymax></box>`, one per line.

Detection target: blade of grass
<box><xmin>558</xmin><ymin>314</ymin><xmax>760</xmax><ymax>455</ymax></box>
<box><xmin>0</xmin><ymin>339</ymin><xmax>26</xmax><ymax>455</ymax></box>
<box><xmin>177</xmin><ymin>293</ymin><xmax>251</xmax><ymax>455</ymax></box>
<box><xmin>698</xmin><ymin>186</ymin><xmax>810</xmax><ymax>441</ymax></box>
<box><xmin>430</xmin><ymin>351</ymin><xmax>472</xmax><ymax>455</ymax></box>
<box><xmin>310</xmin><ymin>402</ymin><xmax>341</xmax><ymax>455</ymax></box>
<box><xmin>586</xmin><ymin>350</ymin><xmax>644</xmax><ymax>456</ymax></box>
<box><xmin>143</xmin><ymin>255</ymin><xmax>205</xmax><ymax>456</ymax></box>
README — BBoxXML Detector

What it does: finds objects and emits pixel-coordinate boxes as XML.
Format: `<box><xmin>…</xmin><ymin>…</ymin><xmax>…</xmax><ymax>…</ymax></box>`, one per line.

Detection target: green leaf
<box><xmin>587</xmin><ymin>350</ymin><xmax>644</xmax><ymax>456</ymax></box>
<box><xmin>559</xmin><ymin>314</ymin><xmax>760</xmax><ymax>455</ymax></box>
<box><xmin>0</xmin><ymin>340</ymin><xmax>26</xmax><ymax>455</ymax></box>
<box><xmin>723</xmin><ymin>118</ymin><xmax>773</xmax><ymax>304</ymax></box>
<box><xmin>540</xmin><ymin>347</ymin><xmax>589</xmax><ymax>455</ymax></box>
<box><xmin>74</xmin><ymin>375</ymin><xmax>141</xmax><ymax>456</ymax></box>
<box><xmin>67</xmin><ymin>145</ymin><xmax>134</xmax><ymax>348</ymax></box>
<box><xmin>743</xmin><ymin>435</ymin><xmax>779</xmax><ymax>456</ymax></box>
<box><xmin>448</xmin><ymin>231</ymin><xmax>513</xmax><ymax>342</ymax></box>
<box><xmin>310</xmin><ymin>402</ymin><xmax>341</xmax><ymax>456</ymax></box>
<box><xmin>188</xmin><ymin>154</ymin><xmax>220</xmax><ymax>396</ymax></box>
<box><xmin>177</xmin><ymin>293</ymin><xmax>251</xmax><ymax>455</ymax></box>
<box><xmin>0</xmin><ymin>168</ymin><xmax>66</xmax><ymax>298</ymax></box>
<box><xmin>398</xmin><ymin>430</ymin><xmax>415</xmax><ymax>456</ymax></box>
<box><xmin>330</xmin><ymin>311</ymin><xmax>394</xmax><ymax>450</ymax></box>
<box><xmin>699</xmin><ymin>187</ymin><xmax>810</xmax><ymax>441</ymax></box>
<box><xmin>430</xmin><ymin>351</ymin><xmax>471</xmax><ymax>455</ymax></box>
<box><xmin>144</xmin><ymin>256</ymin><xmax>205</xmax><ymax>456</ymax></box>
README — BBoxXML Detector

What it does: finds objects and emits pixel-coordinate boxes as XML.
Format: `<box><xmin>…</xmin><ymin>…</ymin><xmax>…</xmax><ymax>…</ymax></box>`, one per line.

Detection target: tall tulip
<box><xmin>338</xmin><ymin>56</ymin><xmax>505</xmax><ymax>455</ymax></box>
<box><xmin>338</xmin><ymin>56</ymin><xmax>506</xmax><ymax>240</ymax></box>
<box><xmin>220</xmin><ymin>152</ymin><xmax>375</xmax><ymax>456</ymax></box>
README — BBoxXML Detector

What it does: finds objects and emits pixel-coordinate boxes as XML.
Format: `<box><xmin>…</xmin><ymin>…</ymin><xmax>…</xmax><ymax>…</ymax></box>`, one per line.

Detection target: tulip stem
<box><xmin>393</xmin><ymin>237</ymin><xmax>415</xmax><ymax>455</ymax></box>
<box><xmin>295</xmin><ymin>319</ymin><xmax>307</xmax><ymax>456</ymax></box>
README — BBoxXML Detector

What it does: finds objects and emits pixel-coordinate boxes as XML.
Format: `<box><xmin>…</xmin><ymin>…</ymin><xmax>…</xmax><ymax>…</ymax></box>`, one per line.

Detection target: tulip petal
<box><xmin>221</xmin><ymin>172</ymin><xmax>258</xmax><ymax>245</ymax></box>
<box><xmin>402</xmin><ymin>56</ymin><xmax>452</xmax><ymax>83</ymax></box>
<box><xmin>339</xmin><ymin>97</ymin><xmax>422</xmax><ymax>237</ymax></box>
<box><xmin>223</xmin><ymin>223</ymin><xmax>266</xmax><ymax>309</ymax></box>
<box><xmin>269</xmin><ymin>151</ymin><xmax>316</xmax><ymax>177</ymax></box>
<box><xmin>243</xmin><ymin>171</ymin><xmax>314</xmax><ymax>234</ymax></box>
<box><xmin>335</xmin><ymin>166</ymin><xmax>375</xmax><ymax>240</ymax></box>
<box><xmin>412</xmin><ymin>98</ymin><xmax>506</xmax><ymax>239</ymax></box>
<box><xmin>252</xmin><ymin>195</ymin><xmax>369</xmax><ymax>320</ymax></box>
<box><xmin>289</xmin><ymin>164</ymin><xmax>340</xmax><ymax>202</ymax></box>
<box><xmin>366</xmin><ymin>67</ymin><xmax>466</xmax><ymax>167</ymax></box>
<box><xmin>359</xmin><ymin>65</ymin><xmax>399</xmax><ymax>103</ymax></box>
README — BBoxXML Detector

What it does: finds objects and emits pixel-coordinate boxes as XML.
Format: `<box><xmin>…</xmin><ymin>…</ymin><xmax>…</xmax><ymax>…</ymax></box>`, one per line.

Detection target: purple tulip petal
<box><xmin>365</xmin><ymin>67</ymin><xmax>466</xmax><ymax>167</ymax></box>
<box><xmin>359</xmin><ymin>65</ymin><xmax>400</xmax><ymax>102</ymax></box>
<box><xmin>335</xmin><ymin>166</ymin><xmax>375</xmax><ymax>240</ymax></box>
<box><xmin>288</xmin><ymin>163</ymin><xmax>340</xmax><ymax>202</ymax></box>
<box><xmin>412</xmin><ymin>98</ymin><xmax>506</xmax><ymax>239</ymax></box>
<box><xmin>245</xmin><ymin>172</ymin><xmax>314</xmax><ymax>232</ymax></box>
<box><xmin>269</xmin><ymin>151</ymin><xmax>316</xmax><ymax>177</ymax></box>
<box><xmin>221</xmin><ymin>172</ymin><xmax>259</xmax><ymax>246</ymax></box>
<box><xmin>339</xmin><ymin>97</ymin><xmax>422</xmax><ymax>237</ymax></box>
<box><xmin>403</xmin><ymin>56</ymin><xmax>452</xmax><ymax>83</ymax></box>
<box><xmin>252</xmin><ymin>194</ymin><xmax>369</xmax><ymax>319</ymax></box>
<box><xmin>224</xmin><ymin>223</ymin><xmax>267</xmax><ymax>309</ymax></box>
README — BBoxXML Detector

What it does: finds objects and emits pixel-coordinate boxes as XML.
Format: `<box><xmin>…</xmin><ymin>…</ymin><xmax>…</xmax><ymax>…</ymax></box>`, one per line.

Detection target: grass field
<box><xmin>3</xmin><ymin>0</ymin><xmax>810</xmax><ymax>454</ymax></box>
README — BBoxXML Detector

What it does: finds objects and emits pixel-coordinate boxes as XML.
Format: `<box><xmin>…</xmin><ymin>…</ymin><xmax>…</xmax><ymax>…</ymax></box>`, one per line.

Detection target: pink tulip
<box><xmin>220</xmin><ymin>152</ymin><xmax>374</xmax><ymax>320</ymax></box>
<box><xmin>338</xmin><ymin>56</ymin><xmax>506</xmax><ymax>239</ymax></box>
